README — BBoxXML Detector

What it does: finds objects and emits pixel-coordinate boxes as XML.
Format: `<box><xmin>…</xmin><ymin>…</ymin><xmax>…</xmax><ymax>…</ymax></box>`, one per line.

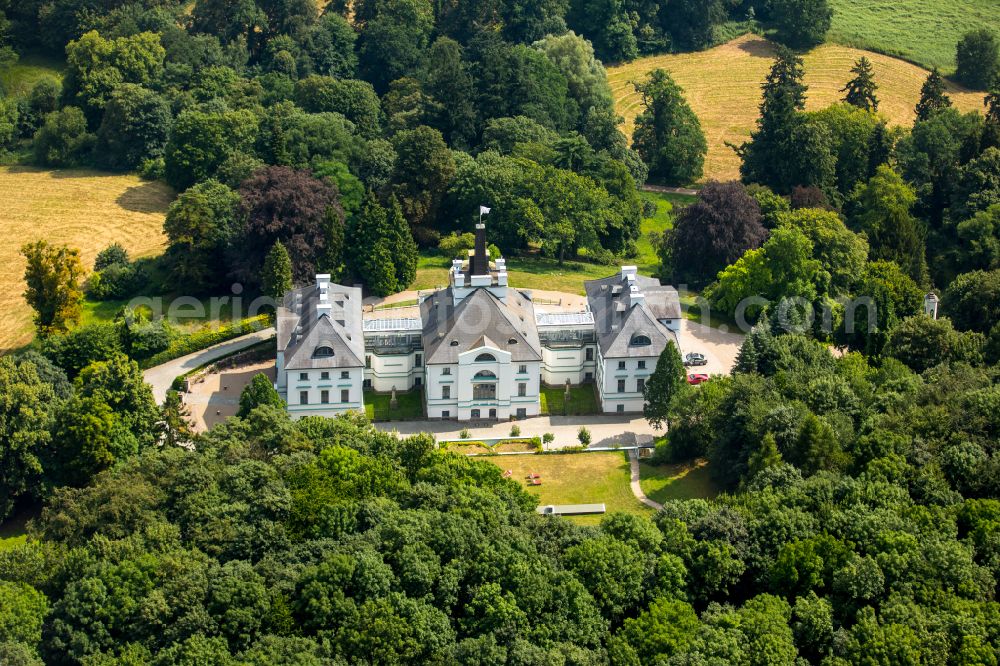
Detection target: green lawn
<box><xmin>82</xmin><ymin>293</ymin><xmax>255</xmax><ymax>334</ymax></box>
<box><xmin>827</xmin><ymin>0</ymin><xmax>1000</xmax><ymax>71</ymax></box>
<box><xmin>0</xmin><ymin>54</ymin><xmax>64</xmax><ymax>97</ymax></box>
<box><xmin>637</xmin><ymin>190</ymin><xmax>691</xmax><ymax>274</ymax></box>
<box><xmin>639</xmin><ymin>459</ymin><xmax>722</xmax><ymax>504</ymax></box>
<box><xmin>485</xmin><ymin>451</ymin><xmax>653</xmax><ymax>525</ymax></box>
<box><xmin>539</xmin><ymin>385</ymin><xmax>599</xmax><ymax>416</ymax></box>
<box><xmin>0</xmin><ymin>506</ymin><xmax>36</xmax><ymax>552</ymax></box>
<box><xmin>364</xmin><ymin>388</ymin><xmax>424</xmax><ymax>421</ymax></box>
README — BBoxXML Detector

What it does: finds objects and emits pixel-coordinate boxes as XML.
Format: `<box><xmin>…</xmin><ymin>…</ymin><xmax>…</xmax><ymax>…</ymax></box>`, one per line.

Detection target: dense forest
<box><xmin>1</xmin><ymin>0</ymin><xmax>1000</xmax><ymax>663</ymax></box>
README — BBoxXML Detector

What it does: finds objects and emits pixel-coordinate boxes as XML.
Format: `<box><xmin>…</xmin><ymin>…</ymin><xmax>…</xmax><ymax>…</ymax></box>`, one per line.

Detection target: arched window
<box><xmin>630</xmin><ymin>334</ymin><xmax>652</xmax><ymax>347</ymax></box>
<box><xmin>314</xmin><ymin>346</ymin><xmax>335</xmax><ymax>357</ymax></box>
<box><xmin>475</xmin><ymin>353</ymin><xmax>496</xmax><ymax>362</ymax></box>
<box><xmin>474</xmin><ymin>370</ymin><xmax>497</xmax><ymax>379</ymax></box>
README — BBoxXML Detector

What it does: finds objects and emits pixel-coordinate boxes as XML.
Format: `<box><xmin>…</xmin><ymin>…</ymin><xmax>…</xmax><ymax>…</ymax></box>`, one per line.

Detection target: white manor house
<box><xmin>276</xmin><ymin>224</ymin><xmax>682</xmax><ymax>421</ymax></box>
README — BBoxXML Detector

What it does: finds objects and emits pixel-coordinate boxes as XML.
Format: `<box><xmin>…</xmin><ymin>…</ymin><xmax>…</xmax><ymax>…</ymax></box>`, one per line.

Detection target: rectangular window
<box><xmin>585</xmin><ymin>371</ymin><xmax>593</xmax><ymax>381</ymax></box>
<box><xmin>340</xmin><ymin>389</ymin><xmax>349</xmax><ymax>403</ymax></box>
<box><xmin>617</xmin><ymin>379</ymin><xmax>626</xmax><ymax>393</ymax></box>
<box><xmin>442</xmin><ymin>386</ymin><xmax>451</xmax><ymax>400</ymax></box>
<box><xmin>299</xmin><ymin>372</ymin><xmax>309</xmax><ymax>381</ymax></box>
<box><xmin>586</xmin><ymin>347</ymin><xmax>594</xmax><ymax>361</ymax></box>
<box><xmin>617</xmin><ymin>361</ymin><xmax>626</xmax><ymax>370</ymax></box>
<box><xmin>320</xmin><ymin>371</ymin><xmax>330</xmax><ymax>380</ymax></box>
<box><xmin>321</xmin><ymin>390</ymin><xmax>329</xmax><ymax>404</ymax></box>
<box><xmin>471</xmin><ymin>409</ymin><xmax>480</xmax><ymax>419</ymax></box>
<box><xmin>299</xmin><ymin>390</ymin><xmax>309</xmax><ymax>404</ymax></box>
<box><xmin>442</xmin><ymin>367</ymin><xmax>451</xmax><ymax>376</ymax></box>
<box><xmin>366</xmin><ymin>356</ymin><xmax>371</xmax><ymax>368</ymax></box>
<box><xmin>341</xmin><ymin>371</ymin><xmax>349</xmax><ymax>379</ymax></box>
<box><xmin>518</xmin><ymin>364</ymin><xmax>527</xmax><ymax>374</ymax></box>
<box><xmin>473</xmin><ymin>383</ymin><xmax>497</xmax><ymax>400</ymax></box>
<box><xmin>415</xmin><ymin>354</ymin><xmax>422</xmax><ymax>368</ymax></box>
<box><xmin>617</xmin><ymin>404</ymin><xmax>624</xmax><ymax>413</ymax></box>
<box><xmin>638</xmin><ymin>360</ymin><xmax>646</xmax><ymax>369</ymax></box>
<box><xmin>442</xmin><ymin>410</ymin><xmax>450</xmax><ymax>418</ymax></box>
<box><xmin>637</xmin><ymin>378</ymin><xmax>645</xmax><ymax>393</ymax></box>
<box><xmin>518</xmin><ymin>383</ymin><xmax>526</xmax><ymax>397</ymax></box>
<box><xmin>516</xmin><ymin>408</ymin><xmax>526</xmax><ymax>418</ymax></box>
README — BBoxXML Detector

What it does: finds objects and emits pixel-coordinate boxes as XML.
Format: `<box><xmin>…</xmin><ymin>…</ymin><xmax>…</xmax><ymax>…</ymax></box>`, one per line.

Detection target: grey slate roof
<box><xmin>585</xmin><ymin>273</ymin><xmax>679</xmax><ymax>358</ymax></box>
<box><xmin>277</xmin><ymin>282</ymin><xmax>365</xmax><ymax>370</ymax></box>
<box><xmin>421</xmin><ymin>287</ymin><xmax>542</xmax><ymax>364</ymax></box>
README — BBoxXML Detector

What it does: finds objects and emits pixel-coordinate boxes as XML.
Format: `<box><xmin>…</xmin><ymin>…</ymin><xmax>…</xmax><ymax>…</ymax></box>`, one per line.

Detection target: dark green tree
<box><xmin>956</xmin><ymin>29</ymin><xmax>1000</xmax><ymax>90</ymax></box>
<box><xmin>915</xmin><ymin>68</ymin><xmax>952</xmax><ymax>121</ymax></box>
<box><xmin>32</xmin><ymin>107</ymin><xmax>94</xmax><ymax>167</ymax></box>
<box><xmin>163</xmin><ymin>179</ymin><xmax>241</xmax><ymax>292</ymax></box>
<box><xmin>301</xmin><ymin>12</ymin><xmax>357</xmax><ymax>78</ymax></box>
<box><xmin>94</xmin><ymin>84</ymin><xmax>171</xmax><ymax>171</ymax></box>
<box><xmin>632</xmin><ymin>69</ymin><xmax>707</xmax><ymax>185</ymax></box>
<box><xmin>419</xmin><ymin>38</ymin><xmax>476</xmax><ymax>149</ymax></box>
<box><xmin>566</xmin><ymin>0</ymin><xmax>638</xmax><ymax>62</ymax></box>
<box><xmin>943</xmin><ymin>268</ymin><xmax>1000</xmax><ymax>333</ymax></box>
<box><xmin>357</xmin><ymin>0</ymin><xmax>434</xmax><ymax>94</ymax></box>
<box><xmin>238</xmin><ymin>373</ymin><xmax>285</xmax><ymax>418</ymax></box>
<box><xmin>348</xmin><ymin>191</ymin><xmax>398</xmax><ymax>296</ymax></box>
<box><xmin>849</xmin><ymin>165</ymin><xmax>928</xmax><ymax>284</ymax></box>
<box><xmin>391</xmin><ymin>126</ymin><xmax>456</xmax><ymax>233</ymax></box>
<box><xmin>0</xmin><ymin>357</ymin><xmax>55</xmax><ymax>520</ymax></box>
<box><xmin>164</xmin><ymin>108</ymin><xmax>259</xmax><ymax>191</ymax></box>
<box><xmin>262</xmin><ymin>241</ymin><xmax>293</xmax><ymax>302</ymax></box>
<box><xmin>769</xmin><ymin>0</ymin><xmax>832</xmax><ymax>49</ymax></box>
<box><xmin>644</xmin><ymin>341</ymin><xmax>687</xmax><ymax>430</ymax></box>
<box><xmin>293</xmin><ymin>76</ymin><xmax>382</xmax><ymax>139</ymax></box>
<box><xmin>387</xmin><ymin>196</ymin><xmax>418</xmax><ymax>290</ymax></box>
<box><xmin>739</xmin><ymin>48</ymin><xmax>820</xmax><ymax>194</ymax></box>
<box><xmin>841</xmin><ymin>57</ymin><xmax>879</xmax><ymax>111</ymax></box>
<box><xmin>666</xmin><ymin>0</ymin><xmax>728</xmax><ymax>51</ymax></box>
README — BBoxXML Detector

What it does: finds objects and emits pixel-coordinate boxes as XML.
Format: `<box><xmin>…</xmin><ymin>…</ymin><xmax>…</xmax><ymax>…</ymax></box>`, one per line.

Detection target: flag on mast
<box><xmin>479</xmin><ymin>205</ymin><xmax>491</xmax><ymax>216</ymax></box>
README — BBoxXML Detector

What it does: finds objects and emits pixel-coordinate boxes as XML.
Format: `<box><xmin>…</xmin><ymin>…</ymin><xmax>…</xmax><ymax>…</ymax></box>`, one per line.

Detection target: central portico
<box><xmin>420</xmin><ymin>223</ymin><xmax>543</xmax><ymax>420</ymax></box>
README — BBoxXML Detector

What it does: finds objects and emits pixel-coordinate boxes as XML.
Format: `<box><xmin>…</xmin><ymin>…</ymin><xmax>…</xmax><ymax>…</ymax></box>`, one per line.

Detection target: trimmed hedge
<box><xmin>140</xmin><ymin>314</ymin><xmax>272</xmax><ymax>369</ymax></box>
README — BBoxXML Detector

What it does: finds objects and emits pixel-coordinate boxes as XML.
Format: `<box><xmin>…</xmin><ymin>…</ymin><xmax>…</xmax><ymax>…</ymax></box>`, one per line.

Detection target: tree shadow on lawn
<box><xmin>116</xmin><ymin>181</ymin><xmax>174</xmax><ymax>213</ymax></box>
<box><xmin>737</xmin><ymin>35</ymin><xmax>778</xmax><ymax>59</ymax></box>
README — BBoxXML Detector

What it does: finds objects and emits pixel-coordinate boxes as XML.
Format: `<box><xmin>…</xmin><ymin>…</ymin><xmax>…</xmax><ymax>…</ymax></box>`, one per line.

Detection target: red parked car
<box><xmin>687</xmin><ymin>373</ymin><xmax>710</xmax><ymax>385</ymax></box>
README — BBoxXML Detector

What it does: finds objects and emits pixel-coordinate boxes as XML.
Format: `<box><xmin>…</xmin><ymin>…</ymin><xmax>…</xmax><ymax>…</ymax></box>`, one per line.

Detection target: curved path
<box><xmin>143</xmin><ymin>328</ymin><xmax>275</xmax><ymax>404</ymax></box>
<box><xmin>629</xmin><ymin>449</ymin><xmax>663</xmax><ymax>510</ymax></box>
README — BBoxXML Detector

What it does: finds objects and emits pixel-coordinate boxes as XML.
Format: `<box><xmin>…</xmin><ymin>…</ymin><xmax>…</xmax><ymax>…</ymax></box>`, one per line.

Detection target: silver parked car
<box><xmin>684</xmin><ymin>352</ymin><xmax>707</xmax><ymax>367</ymax></box>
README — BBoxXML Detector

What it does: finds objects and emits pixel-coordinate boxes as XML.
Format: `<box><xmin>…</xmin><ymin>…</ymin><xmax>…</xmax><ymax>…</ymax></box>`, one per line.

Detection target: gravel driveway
<box><xmin>674</xmin><ymin>319</ymin><xmax>745</xmax><ymax>377</ymax></box>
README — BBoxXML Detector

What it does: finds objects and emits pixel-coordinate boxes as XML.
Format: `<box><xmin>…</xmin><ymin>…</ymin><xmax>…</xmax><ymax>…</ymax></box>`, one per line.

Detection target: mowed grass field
<box><xmin>0</xmin><ymin>167</ymin><xmax>173</xmax><ymax>352</ymax></box>
<box><xmin>609</xmin><ymin>35</ymin><xmax>985</xmax><ymax>182</ymax></box>
<box><xmin>485</xmin><ymin>452</ymin><xmax>652</xmax><ymax>525</ymax></box>
<box><xmin>828</xmin><ymin>0</ymin><xmax>1000</xmax><ymax>72</ymax></box>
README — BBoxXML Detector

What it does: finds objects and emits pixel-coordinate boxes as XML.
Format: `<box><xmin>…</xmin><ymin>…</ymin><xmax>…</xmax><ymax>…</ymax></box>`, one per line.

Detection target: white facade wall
<box><xmin>364</xmin><ymin>351</ymin><xmax>425</xmax><ymax>392</ymax></box>
<box><xmin>284</xmin><ymin>367</ymin><xmax>365</xmax><ymax>419</ymax></box>
<box><xmin>540</xmin><ymin>345</ymin><xmax>597</xmax><ymax>386</ymax></box>
<box><xmin>425</xmin><ymin>349</ymin><xmax>541</xmax><ymax>420</ymax></box>
<box><xmin>595</xmin><ymin>352</ymin><xmax>655</xmax><ymax>414</ymax></box>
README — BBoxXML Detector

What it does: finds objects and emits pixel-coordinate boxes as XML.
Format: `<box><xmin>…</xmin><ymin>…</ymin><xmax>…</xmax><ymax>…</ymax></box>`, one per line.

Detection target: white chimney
<box><xmin>316</xmin><ymin>275</ymin><xmax>331</xmax><ymax>319</ymax></box>
<box><xmin>629</xmin><ymin>285</ymin><xmax>645</xmax><ymax>309</ymax></box>
<box><xmin>621</xmin><ymin>265</ymin><xmax>638</xmax><ymax>282</ymax></box>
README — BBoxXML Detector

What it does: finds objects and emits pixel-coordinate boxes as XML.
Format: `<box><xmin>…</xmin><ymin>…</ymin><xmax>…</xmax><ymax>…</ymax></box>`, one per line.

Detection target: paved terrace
<box><xmin>374</xmin><ymin>414</ymin><xmax>662</xmax><ymax>449</ymax></box>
